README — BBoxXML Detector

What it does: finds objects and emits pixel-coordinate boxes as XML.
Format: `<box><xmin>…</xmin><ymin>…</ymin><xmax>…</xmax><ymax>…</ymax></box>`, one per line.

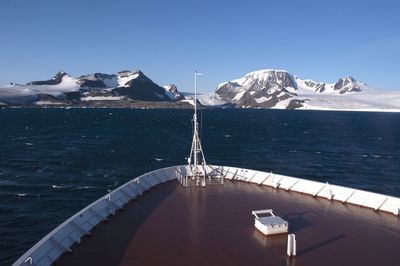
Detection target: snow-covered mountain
<box><xmin>213</xmin><ymin>69</ymin><xmax>400</xmax><ymax>111</ymax></box>
<box><xmin>0</xmin><ymin>71</ymin><xmax>79</xmax><ymax>104</ymax></box>
<box><xmin>0</xmin><ymin>70</ymin><xmax>183</xmax><ymax>105</ymax></box>
<box><xmin>2</xmin><ymin>68</ymin><xmax>399</xmax><ymax>111</ymax></box>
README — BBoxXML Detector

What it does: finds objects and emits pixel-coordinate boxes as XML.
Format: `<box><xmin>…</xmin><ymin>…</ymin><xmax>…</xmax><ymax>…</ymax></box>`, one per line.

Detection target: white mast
<box><xmin>187</xmin><ymin>71</ymin><xmax>207</xmax><ymax>187</ymax></box>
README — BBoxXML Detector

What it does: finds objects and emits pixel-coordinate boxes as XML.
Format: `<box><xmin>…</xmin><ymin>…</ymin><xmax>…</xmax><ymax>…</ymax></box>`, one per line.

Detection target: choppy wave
<box><xmin>76</xmin><ymin>186</ymin><xmax>96</xmax><ymax>190</ymax></box>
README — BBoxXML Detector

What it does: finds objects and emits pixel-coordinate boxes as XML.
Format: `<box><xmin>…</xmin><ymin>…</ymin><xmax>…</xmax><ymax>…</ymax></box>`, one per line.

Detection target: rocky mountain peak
<box><xmin>235</xmin><ymin>69</ymin><xmax>295</xmax><ymax>88</ymax></box>
<box><xmin>163</xmin><ymin>84</ymin><xmax>184</xmax><ymax>101</ymax></box>
<box><xmin>216</xmin><ymin>69</ymin><xmax>297</xmax><ymax>108</ymax></box>
<box><xmin>334</xmin><ymin>76</ymin><xmax>361</xmax><ymax>94</ymax></box>
<box><xmin>164</xmin><ymin>84</ymin><xmax>177</xmax><ymax>93</ymax></box>
<box><xmin>55</xmin><ymin>70</ymin><xmax>67</xmax><ymax>77</ymax></box>
<box><xmin>123</xmin><ymin>70</ymin><xmax>152</xmax><ymax>85</ymax></box>
<box><xmin>117</xmin><ymin>70</ymin><xmax>134</xmax><ymax>77</ymax></box>
<box><xmin>27</xmin><ymin>70</ymin><xmax>69</xmax><ymax>86</ymax></box>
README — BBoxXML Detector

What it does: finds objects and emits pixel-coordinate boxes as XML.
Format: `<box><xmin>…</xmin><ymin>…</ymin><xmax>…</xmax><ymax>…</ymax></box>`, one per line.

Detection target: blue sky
<box><xmin>0</xmin><ymin>0</ymin><xmax>399</xmax><ymax>92</ymax></box>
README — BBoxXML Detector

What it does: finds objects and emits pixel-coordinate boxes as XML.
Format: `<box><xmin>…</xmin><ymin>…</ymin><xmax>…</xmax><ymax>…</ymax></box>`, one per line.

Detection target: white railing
<box><xmin>12</xmin><ymin>165</ymin><xmax>189</xmax><ymax>266</ymax></box>
<box><xmin>213</xmin><ymin>165</ymin><xmax>400</xmax><ymax>216</ymax></box>
<box><xmin>13</xmin><ymin>165</ymin><xmax>400</xmax><ymax>265</ymax></box>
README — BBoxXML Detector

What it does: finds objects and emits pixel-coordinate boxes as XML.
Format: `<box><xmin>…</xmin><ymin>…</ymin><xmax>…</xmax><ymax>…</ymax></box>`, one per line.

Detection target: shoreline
<box><xmin>2</xmin><ymin>104</ymin><xmax>400</xmax><ymax>113</ymax></box>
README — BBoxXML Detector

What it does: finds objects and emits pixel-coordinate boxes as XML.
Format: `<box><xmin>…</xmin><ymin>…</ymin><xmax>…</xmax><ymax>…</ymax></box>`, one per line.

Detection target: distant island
<box><xmin>1</xmin><ymin>69</ymin><xmax>400</xmax><ymax>112</ymax></box>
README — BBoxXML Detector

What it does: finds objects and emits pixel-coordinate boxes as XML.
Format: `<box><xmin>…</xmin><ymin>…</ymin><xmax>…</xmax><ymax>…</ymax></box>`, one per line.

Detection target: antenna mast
<box><xmin>187</xmin><ymin>71</ymin><xmax>208</xmax><ymax>187</ymax></box>
<box><xmin>177</xmin><ymin>71</ymin><xmax>223</xmax><ymax>187</ymax></box>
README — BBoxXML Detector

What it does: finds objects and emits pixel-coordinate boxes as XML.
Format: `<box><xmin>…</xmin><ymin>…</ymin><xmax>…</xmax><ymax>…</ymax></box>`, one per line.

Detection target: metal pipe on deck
<box><xmin>287</xmin><ymin>234</ymin><xmax>296</xmax><ymax>257</ymax></box>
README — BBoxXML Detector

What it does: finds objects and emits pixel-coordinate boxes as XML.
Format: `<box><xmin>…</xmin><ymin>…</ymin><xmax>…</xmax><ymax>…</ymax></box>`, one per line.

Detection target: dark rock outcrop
<box><xmin>63</xmin><ymin>91</ymin><xmax>82</xmax><ymax>102</ymax></box>
<box><xmin>287</xmin><ymin>99</ymin><xmax>308</xmax><ymax>109</ymax></box>
<box><xmin>304</xmin><ymin>80</ymin><xmax>326</xmax><ymax>93</ymax></box>
<box><xmin>115</xmin><ymin>71</ymin><xmax>171</xmax><ymax>101</ymax></box>
<box><xmin>77</xmin><ymin>73</ymin><xmax>116</xmax><ymax>88</ymax></box>
<box><xmin>35</xmin><ymin>94</ymin><xmax>68</xmax><ymax>105</ymax></box>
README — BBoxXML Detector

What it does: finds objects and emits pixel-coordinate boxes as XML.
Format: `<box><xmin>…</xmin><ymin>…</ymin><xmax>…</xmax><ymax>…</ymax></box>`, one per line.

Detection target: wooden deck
<box><xmin>56</xmin><ymin>180</ymin><xmax>400</xmax><ymax>266</ymax></box>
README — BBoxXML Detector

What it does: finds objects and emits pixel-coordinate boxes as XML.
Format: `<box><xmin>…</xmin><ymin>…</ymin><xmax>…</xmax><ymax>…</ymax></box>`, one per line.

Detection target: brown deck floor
<box><xmin>56</xmin><ymin>181</ymin><xmax>400</xmax><ymax>266</ymax></box>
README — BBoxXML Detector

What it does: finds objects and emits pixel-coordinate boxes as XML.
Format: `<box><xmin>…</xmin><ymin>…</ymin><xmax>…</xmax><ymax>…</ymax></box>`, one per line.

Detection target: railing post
<box><xmin>24</xmin><ymin>257</ymin><xmax>32</xmax><ymax>265</ymax></box>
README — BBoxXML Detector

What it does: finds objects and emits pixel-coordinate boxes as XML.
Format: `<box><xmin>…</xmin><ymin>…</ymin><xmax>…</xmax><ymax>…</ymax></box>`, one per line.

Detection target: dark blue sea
<box><xmin>1</xmin><ymin>108</ymin><xmax>400</xmax><ymax>265</ymax></box>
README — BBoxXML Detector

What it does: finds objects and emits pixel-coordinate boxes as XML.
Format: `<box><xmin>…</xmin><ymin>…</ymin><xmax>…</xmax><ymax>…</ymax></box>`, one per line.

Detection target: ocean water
<box><xmin>1</xmin><ymin>108</ymin><xmax>399</xmax><ymax>265</ymax></box>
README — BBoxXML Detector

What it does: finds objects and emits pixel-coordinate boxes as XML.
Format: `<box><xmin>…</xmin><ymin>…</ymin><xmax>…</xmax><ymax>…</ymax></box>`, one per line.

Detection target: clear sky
<box><xmin>0</xmin><ymin>0</ymin><xmax>399</xmax><ymax>92</ymax></box>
